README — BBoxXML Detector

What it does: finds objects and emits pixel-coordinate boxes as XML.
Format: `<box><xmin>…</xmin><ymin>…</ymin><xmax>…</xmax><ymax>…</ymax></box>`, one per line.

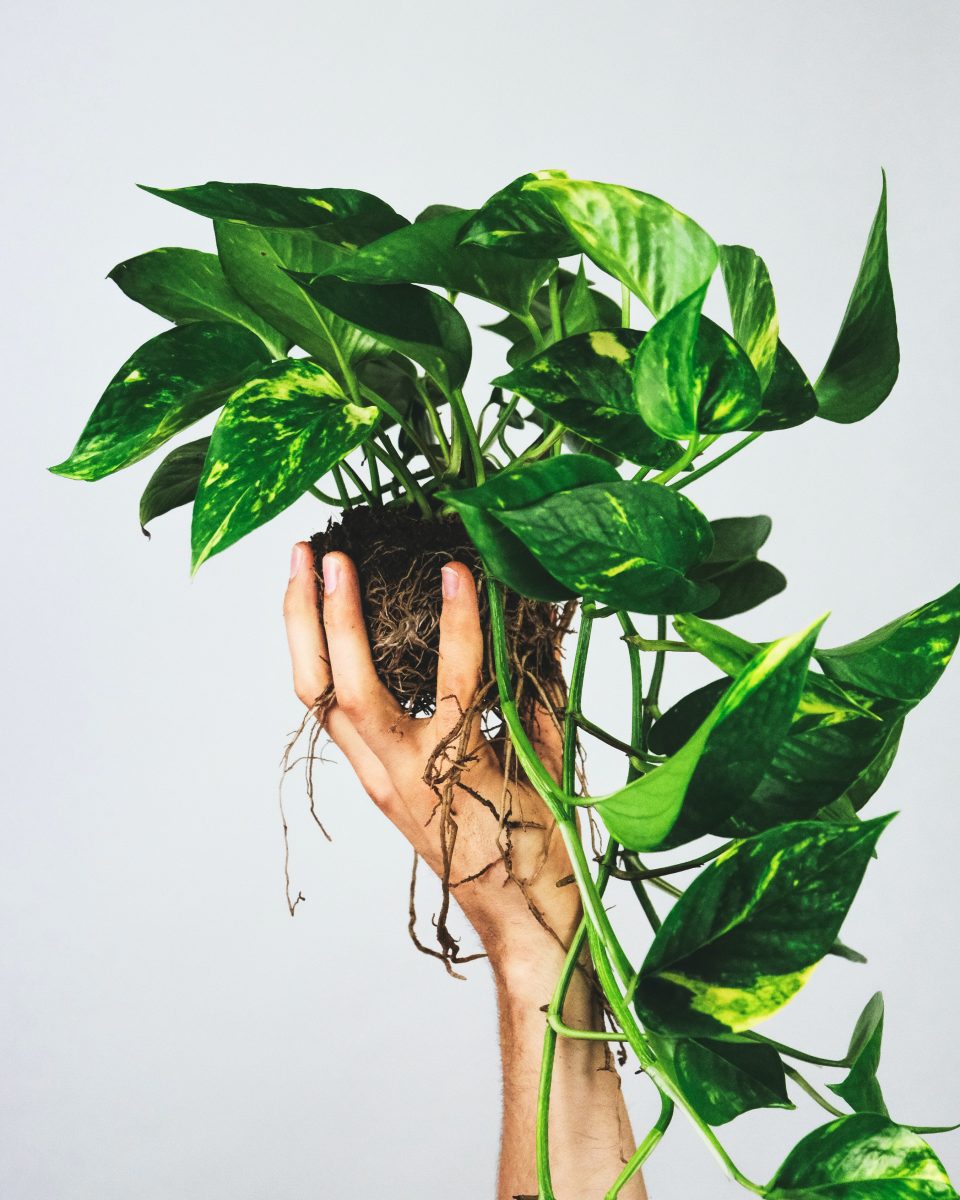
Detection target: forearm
<box><xmin>492</xmin><ymin>957</ymin><xmax>646</xmax><ymax>1200</ymax></box>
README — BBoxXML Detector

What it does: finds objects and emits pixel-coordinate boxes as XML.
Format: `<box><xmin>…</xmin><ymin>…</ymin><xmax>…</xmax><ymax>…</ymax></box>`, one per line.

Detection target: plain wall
<box><xmin>3</xmin><ymin>2</ymin><xmax>958</xmax><ymax>1196</ymax></box>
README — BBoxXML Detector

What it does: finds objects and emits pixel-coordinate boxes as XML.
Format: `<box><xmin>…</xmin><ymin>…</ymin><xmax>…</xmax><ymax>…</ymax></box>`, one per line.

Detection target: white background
<box><xmin>3</xmin><ymin>2</ymin><xmax>958</xmax><ymax>1196</ymax></box>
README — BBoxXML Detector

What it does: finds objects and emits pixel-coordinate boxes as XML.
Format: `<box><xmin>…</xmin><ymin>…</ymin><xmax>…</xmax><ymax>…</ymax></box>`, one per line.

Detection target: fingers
<box><xmin>434</xmin><ymin>562</ymin><xmax>484</xmax><ymax>738</ymax></box>
<box><xmin>318</xmin><ymin>550</ymin><xmax>408</xmax><ymax>763</ymax></box>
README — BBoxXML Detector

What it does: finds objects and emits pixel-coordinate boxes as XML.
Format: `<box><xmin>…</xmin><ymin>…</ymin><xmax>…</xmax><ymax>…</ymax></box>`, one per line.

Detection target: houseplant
<box><xmin>51</xmin><ymin>170</ymin><xmax>959</xmax><ymax>1197</ymax></box>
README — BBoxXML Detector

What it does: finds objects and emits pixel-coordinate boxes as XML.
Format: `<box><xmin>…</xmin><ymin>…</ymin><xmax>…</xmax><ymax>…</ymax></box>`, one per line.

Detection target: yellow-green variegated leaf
<box><xmin>215</xmin><ymin>224</ymin><xmax>380</xmax><ymax>370</ymax></box>
<box><xmin>768</xmin><ymin>1114</ymin><xmax>958</xmax><ymax>1198</ymax></box>
<box><xmin>457</xmin><ymin>170</ymin><xmax>578</xmax><ymax>259</ymax></box>
<box><xmin>49</xmin><ymin>322</ymin><xmax>272</xmax><ymax>481</ymax></box>
<box><xmin>633</xmin><ymin>289</ymin><xmax>763</xmax><ymax>439</ymax></box>
<box><xmin>287</xmin><ymin>273</ymin><xmax>472</xmax><ymax>391</ymax></box>
<box><xmin>523</xmin><ymin>178</ymin><xmax>718</xmax><ymax>318</ymax></box>
<box><xmin>719</xmin><ymin>245</ymin><xmax>780</xmax><ymax>389</ymax></box>
<box><xmin>140</xmin><ymin>181</ymin><xmax>408</xmax><ymax>242</ymax></box>
<box><xmin>595</xmin><ymin>618</ymin><xmax>822</xmax><ymax>851</ymax></box>
<box><xmin>108</xmin><ymin>247</ymin><xmax>288</xmax><ymax>358</ymax></box>
<box><xmin>816</xmin><ymin>174</ymin><xmax>900</xmax><ymax>425</ymax></box>
<box><xmin>491</xmin><ymin>478</ymin><xmax>717</xmax><ymax>613</ymax></box>
<box><xmin>190</xmin><ymin>360</ymin><xmax>378</xmax><ymax>571</ymax></box>
<box><xmin>815</xmin><ymin>582</ymin><xmax>960</xmax><ymax>704</ymax></box>
<box><xmin>314</xmin><ymin>208</ymin><xmax>555</xmax><ymax>318</ymax></box>
<box><xmin>634</xmin><ymin>816</ymin><xmax>891</xmax><ymax>1037</ymax></box>
<box><xmin>492</xmin><ymin>329</ymin><xmax>680</xmax><ymax>468</ymax></box>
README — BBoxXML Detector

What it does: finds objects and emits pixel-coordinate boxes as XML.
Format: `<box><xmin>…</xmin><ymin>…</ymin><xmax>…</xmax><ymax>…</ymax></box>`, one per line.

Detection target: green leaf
<box><xmin>139</xmin><ymin>181</ymin><xmax>408</xmax><ymax>242</ymax></box>
<box><xmin>438</xmin><ymin>456</ymin><xmax>618</xmax><ymax>602</ymax></box>
<box><xmin>753</xmin><ymin>339</ymin><xmax>819</xmax><ymax>431</ymax></box>
<box><xmin>314</xmin><ymin>208</ymin><xmax>555</xmax><ymax>317</ymax></box>
<box><xmin>633</xmin><ymin>291</ymin><xmax>763</xmax><ymax>439</ymax></box>
<box><xmin>139</xmin><ymin>436</ymin><xmax>210</xmax><ymax>535</ymax></box>
<box><xmin>50</xmin><ymin>322</ymin><xmax>272</xmax><ymax>481</ymax></box>
<box><xmin>673</xmin><ymin>1037</ymin><xmax>793</xmax><ymax>1125</ymax></box>
<box><xmin>719</xmin><ymin>245</ymin><xmax>780</xmax><ymax>389</ymax></box>
<box><xmin>523</xmin><ymin>178</ymin><xmax>718</xmax><ymax>318</ymax></box>
<box><xmin>815</xmin><ymin>582</ymin><xmax>960</xmax><ymax>703</ymax></box>
<box><xmin>633</xmin><ymin>816</ymin><xmax>891</xmax><ymax>1037</ymax></box>
<box><xmin>107</xmin><ymin>247</ymin><xmax>288</xmax><ymax>357</ymax></box>
<box><xmin>596</xmin><ymin>618</ymin><xmax>823</xmax><ymax>851</ymax></box>
<box><xmin>457</xmin><ymin>170</ymin><xmax>578</xmax><ymax>258</ymax></box>
<box><xmin>828</xmin><ymin>993</ymin><xmax>889</xmax><ymax>1116</ymax></box>
<box><xmin>492</xmin><ymin>329</ymin><xmax>680</xmax><ymax>468</ymax></box>
<box><xmin>816</xmin><ymin>173</ymin><xmax>900</xmax><ymax>424</ymax></box>
<box><xmin>191</xmin><ymin>359</ymin><xmax>379</xmax><ymax>571</ymax></box>
<box><xmin>491</xmin><ymin>479</ymin><xmax>717</xmax><ymax>613</ymax></box>
<box><xmin>215</xmin><ymin>223</ymin><xmax>378</xmax><ymax>370</ymax></box>
<box><xmin>672</xmin><ymin>612</ymin><xmax>880</xmax><ymax>727</ymax></box>
<box><xmin>287</xmin><ymin>273</ymin><xmax>472</xmax><ymax>390</ymax></box>
<box><xmin>768</xmin><ymin>1114</ymin><xmax>957</xmax><ymax>1198</ymax></box>
<box><xmin>688</xmin><ymin>515</ymin><xmax>787</xmax><ymax>619</ymax></box>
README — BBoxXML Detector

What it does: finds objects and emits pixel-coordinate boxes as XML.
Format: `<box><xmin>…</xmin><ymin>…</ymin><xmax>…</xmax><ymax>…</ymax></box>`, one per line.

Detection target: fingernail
<box><xmin>289</xmin><ymin>544</ymin><xmax>304</xmax><ymax>579</ymax></box>
<box><xmin>322</xmin><ymin>554</ymin><xmax>340</xmax><ymax>596</ymax></box>
<box><xmin>441</xmin><ymin>565</ymin><xmax>460</xmax><ymax>599</ymax></box>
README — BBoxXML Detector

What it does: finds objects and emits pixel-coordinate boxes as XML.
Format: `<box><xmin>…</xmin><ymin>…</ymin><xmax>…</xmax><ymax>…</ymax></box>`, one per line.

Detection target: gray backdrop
<box><xmin>3</xmin><ymin>1</ymin><xmax>958</xmax><ymax>1195</ymax></box>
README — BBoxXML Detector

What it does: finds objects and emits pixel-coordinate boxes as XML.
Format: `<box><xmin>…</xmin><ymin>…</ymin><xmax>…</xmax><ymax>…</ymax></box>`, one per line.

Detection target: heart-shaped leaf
<box><xmin>816</xmin><ymin>174</ymin><xmax>900</xmax><ymax>424</ymax></box>
<box><xmin>673</xmin><ymin>1037</ymin><xmax>793</xmax><ymax>1126</ymax></box>
<box><xmin>139</xmin><ymin>436</ymin><xmax>210</xmax><ymax>536</ymax></box>
<box><xmin>493</xmin><ymin>329</ymin><xmax>680</xmax><ymax>468</ymax></box>
<box><xmin>215</xmin><ymin>224</ymin><xmax>378</xmax><ymax>370</ymax></box>
<box><xmin>828</xmin><ymin>993</ymin><xmax>889</xmax><ymax>1116</ymax></box>
<box><xmin>523</xmin><ymin>178</ymin><xmax>718</xmax><ymax>318</ymax></box>
<box><xmin>688</xmin><ymin>515</ymin><xmax>787</xmax><ymax>619</ymax></box>
<box><xmin>108</xmin><ymin>248</ymin><xmax>288</xmax><ymax>358</ymax></box>
<box><xmin>314</xmin><ymin>208</ymin><xmax>555</xmax><ymax>317</ymax></box>
<box><xmin>815</xmin><ymin>582</ymin><xmax>960</xmax><ymax>703</ymax></box>
<box><xmin>50</xmin><ymin>322</ymin><xmax>271</xmax><ymax>481</ymax></box>
<box><xmin>491</xmin><ymin>479</ymin><xmax>717</xmax><ymax>613</ymax></box>
<box><xmin>191</xmin><ymin>360</ymin><xmax>379</xmax><ymax>571</ymax></box>
<box><xmin>768</xmin><ymin>1114</ymin><xmax>957</xmax><ymax>1198</ymax></box>
<box><xmin>457</xmin><ymin>170</ymin><xmax>578</xmax><ymax>259</ymax></box>
<box><xmin>634</xmin><ymin>816</ymin><xmax>891</xmax><ymax>1037</ymax></box>
<box><xmin>595</xmin><ymin>617</ymin><xmax>822</xmax><ymax>851</ymax></box>
<box><xmin>287</xmin><ymin>273</ymin><xmax>472</xmax><ymax>391</ymax></box>
<box><xmin>140</xmin><ymin>181</ymin><xmax>407</xmax><ymax>242</ymax></box>
<box><xmin>633</xmin><ymin>291</ymin><xmax>763</xmax><ymax>439</ymax></box>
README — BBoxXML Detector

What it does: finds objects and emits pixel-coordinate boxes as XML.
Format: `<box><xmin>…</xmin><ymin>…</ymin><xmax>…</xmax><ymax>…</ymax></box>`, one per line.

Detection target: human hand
<box><xmin>282</xmin><ymin>542</ymin><xmax>582</xmax><ymax>982</ymax></box>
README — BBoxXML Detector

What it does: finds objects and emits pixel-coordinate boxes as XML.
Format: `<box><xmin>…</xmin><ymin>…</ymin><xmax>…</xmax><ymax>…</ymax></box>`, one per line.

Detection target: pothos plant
<box><xmin>51</xmin><ymin>170</ymin><xmax>960</xmax><ymax>1199</ymax></box>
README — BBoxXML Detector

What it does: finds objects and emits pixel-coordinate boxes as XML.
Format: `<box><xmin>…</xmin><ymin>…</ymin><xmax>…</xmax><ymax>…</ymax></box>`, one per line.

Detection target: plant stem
<box><xmin>370</xmin><ymin>439</ymin><xmax>434</xmax><ymax>519</ymax></box>
<box><xmin>623</xmin><ymin>635</ymin><xmax>694</xmax><ymax>653</ymax></box>
<box><xmin>515</xmin><ymin>422</ymin><xmax>566</xmax><ymax>465</ymax></box>
<box><xmin>364</xmin><ymin>446</ymin><xmax>382</xmax><ymax>502</ymax></box>
<box><xmin>480</xmin><ymin>393</ymin><xmax>522</xmax><ymax>453</ymax></box>
<box><xmin>414</xmin><ymin>379</ymin><xmax>452</xmax><ymax>466</ymax></box>
<box><xmin>548</xmin><ymin>271</ymin><xmax>563</xmax><ymax>342</ymax></box>
<box><xmin>670</xmin><ymin>431</ymin><xmax>762</xmax><ymax>491</ymax></box>
<box><xmin>546</xmin><ymin>1012</ymin><xmax>628</xmax><ymax>1042</ymax></box>
<box><xmin>620</xmin><ymin>283</ymin><xmax>631</xmax><ymax>329</ymax></box>
<box><xmin>573</xmin><ymin>713</ymin><xmax>660</xmax><ymax>766</ymax></box>
<box><xmin>642</xmin><ymin>616</ymin><xmax>668</xmax><ymax>745</ymax></box>
<box><xmin>447</xmin><ymin>386</ymin><xmax>485</xmax><ymax>484</ymax></box>
<box><xmin>331</xmin><ymin>464</ymin><xmax>353</xmax><ymax>509</ymax></box>
<box><xmin>307</xmin><ymin>482</ymin><xmax>347</xmax><ymax>506</ymax></box>
<box><xmin>617</xmin><ymin>844</ymin><xmax>731</xmax><ymax>881</ymax></box>
<box><xmin>783</xmin><ymin>1064</ymin><xmax>847</xmax><ymax>1117</ymax></box>
<box><xmin>520</xmin><ymin>311</ymin><xmax>546</xmax><ymax>351</ymax></box>
<box><xmin>604</xmin><ymin>1093</ymin><xmax>673</xmax><ymax>1200</ymax></box>
<box><xmin>651</xmin><ymin>434</ymin><xmax>701</xmax><ymax>486</ymax></box>
<box><xmin>631</xmin><ymin>878</ymin><xmax>662</xmax><ymax>933</ymax></box>
<box><xmin>338</xmin><ymin>459</ymin><xmax>377</xmax><ymax>507</ymax></box>
<box><xmin>744</xmin><ymin>1032</ymin><xmax>848</xmax><ymax>1069</ymax></box>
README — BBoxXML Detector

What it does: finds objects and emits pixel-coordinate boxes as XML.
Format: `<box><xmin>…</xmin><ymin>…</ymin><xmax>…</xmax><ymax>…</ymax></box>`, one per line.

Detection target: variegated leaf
<box><xmin>215</xmin><ymin>224</ymin><xmax>379</xmax><ymax>370</ymax></box>
<box><xmin>817</xmin><ymin>174</ymin><xmax>900</xmax><ymax>424</ymax></box>
<box><xmin>457</xmin><ymin>170</ymin><xmax>577</xmax><ymax>259</ymax></box>
<box><xmin>815</xmin><ymin>582</ymin><xmax>960</xmax><ymax>703</ymax></box>
<box><xmin>314</xmin><ymin>208</ymin><xmax>555</xmax><ymax>317</ymax></box>
<box><xmin>140</xmin><ymin>181</ymin><xmax>407</xmax><ymax>242</ymax></box>
<box><xmin>719</xmin><ymin>244</ymin><xmax>780</xmax><ymax>389</ymax></box>
<box><xmin>492</xmin><ymin>479</ymin><xmax>717</xmax><ymax>613</ymax></box>
<box><xmin>595</xmin><ymin>618</ymin><xmax>822</xmax><ymax>851</ymax></box>
<box><xmin>287</xmin><ymin>273</ymin><xmax>472</xmax><ymax>390</ymax></box>
<box><xmin>108</xmin><ymin>247</ymin><xmax>288</xmax><ymax>358</ymax></box>
<box><xmin>50</xmin><ymin>322</ymin><xmax>271</xmax><ymax>481</ymax></box>
<box><xmin>191</xmin><ymin>360</ymin><xmax>378</xmax><ymax>571</ymax></box>
<box><xmin>768</xmin><ymin>1114</ymin><xmax>957</xmax><ymax>1198</ymax></box>
<box><xmin>634</xmin><ymin>817</ymin><xmax>891</xmax><ymax>1037</ymax></box>
<box><xmin>493</xmin><ymin>329</ymin><xmax>680</xmax><ymax>467</ymax></box>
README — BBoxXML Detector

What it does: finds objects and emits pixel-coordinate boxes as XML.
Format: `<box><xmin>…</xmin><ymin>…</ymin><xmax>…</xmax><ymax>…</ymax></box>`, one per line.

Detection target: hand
<box><xmin>282</xmin><ymin>541</ymin><xmax>582</xmax><ymax>981</ymax></box>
